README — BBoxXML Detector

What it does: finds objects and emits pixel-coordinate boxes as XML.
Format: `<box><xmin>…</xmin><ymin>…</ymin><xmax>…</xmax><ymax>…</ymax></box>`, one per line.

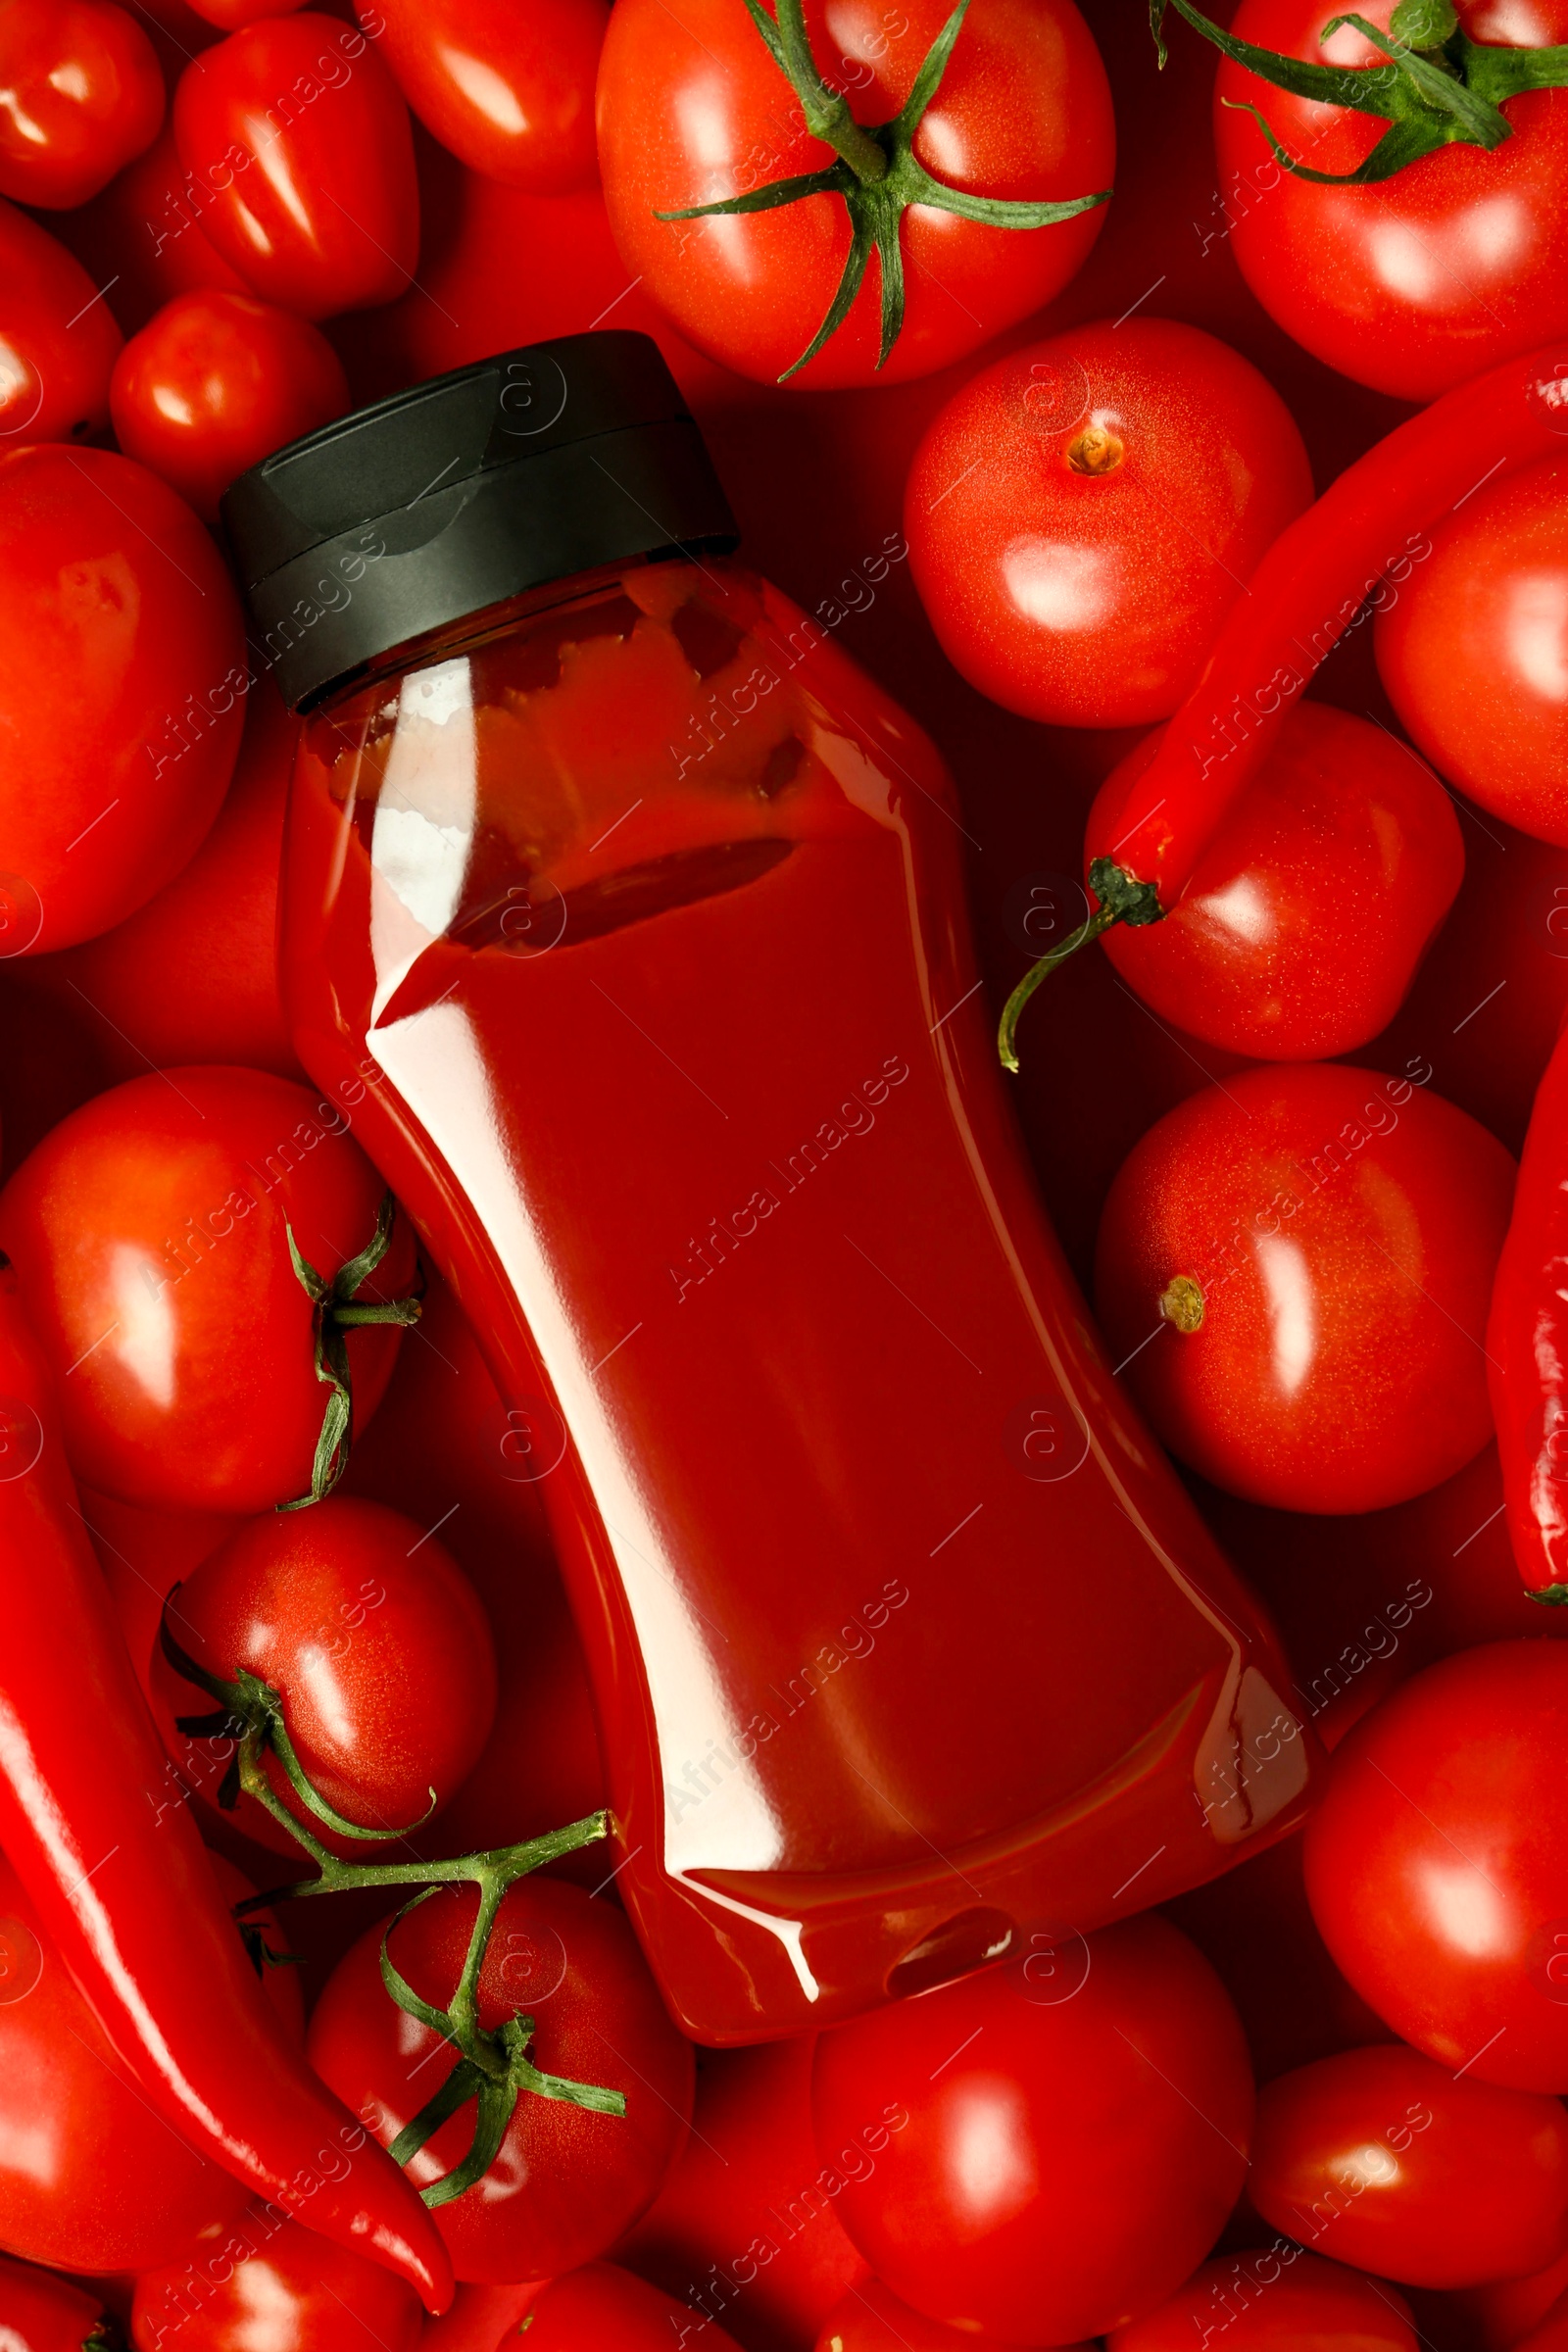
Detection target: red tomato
<box><xmin>1375</xmin><ymin>455</ymin><xmax>1568</xmax><ymax>849</ymax></box>
<box><xmin>50</xmin><ymin>122</ymin><xmax>252</xmax><ymax>336</ymax></box>
<box><xmin>1087</xmin><ymin>704</ymin><xmax>1463</xmax><ymax>1057</ymax></box>
<box><xmin>1107</xmin><ymin>2249</ymin><xmax>1418</xmax><ymax>2351</ymax></box>
<box><xmin>172</xmin><ymin>14</ymin><xmax>419</xmax><ymax>318</ymax></box>
<box><xmin>617</xmin><ymin>2034</ymin><xmax>870</xmax><ymax>2347</ymax></box>
<box><xmin>187</xmin><ymin>0</ymin><xmax>306</xmax><ymax>24</ymax></box>
<box><xmin>0</xmin><ymin>1851</ymin><xmax>246</xmax><ymax>2271</ymax></box>
<box><xmin>1464</xmin><ymin>2245</ymin><xmax>1568</xmax><ymax>2352</ymax></box>
<box><xmin>0</xmin><ymin>197</ymin><xmax>122</xmax><ymax>444</ymax></box>
<box><xmin>0</xmin><ymin>1065</ymin><xmax>416</xmax><ymax>1513</ymax></box>
<box><xmin>905</xmin><ymin>318</ymin><xmax>1313</xmax><ymax>727</ymax></box>
<box><xmin>150</xmin><ymin>1494</ymin><xmax>499</xmax><ymax>1857</ymax></box>
<box><xmin>24</xmin><ymin>677</ymin><xmax>301</xmax><ymax>1085</ymax></box>
<box><xmin>810</xmin><ymin>1917</ymin><xmax>1253</xmax><ymax>2342</ymax></box>
<box><xmin>0</xmin><ymin>443</ymin><xmax>245</xmax><ymax>953</ymax></box>
<box><xmin>131</xmin><ymin>2202</ymin><xmax>423</xmax><ymax>2350</ymax></box>
<box><xmin>308</xmin><ymin>1877</ymin><xmax>695</xmax><ymax>2283</ymax></box>
<box><xmin>1210</xmin><ymin>0</ymin><xmax>1568</xmax><ymax>401</ymax></box>
<box><xmin>1303</xmin><ymin>1642</ymin><xmax>1568</xmax><ymax>2094</ymax></box>
<box><xmin>1523</xmin><ymin>2290</ymin><xmax>1568</xmax><ymax>2352</ymax></box>
<box><xmin>371</xmin><ymin>0</ymin><xmax>606</xmax><ymax>195</ymax></box>
<box><xmin>0</xmin><ymin>2252</ymin><xmax>116</xmax><ymax>2348</ymax></box>
<box><xmin>524</xmin><ymin>2265</ymin><xmax>743</xmax><ymax>2349</ymax></box>
<box><xmin>0</xmin><ymin>0</ymin><xmax>163</xmax><ymax>207</ymax></box>
<box><xmin>597</xmin><ymin>0</ymin><xmax>1113</xmax><ymax>388</ymax></box>
<box><xmin>1249</xmin><ymin>2043</ymin><xmax>1568</xmax><ymax>2288</ymax></box>
<box><xmin>110</xmin><ymin>288</ymin><xmax>348</xmax><ymax>521</ymax></box>
<box><xmin>816</xmin><ymin>2277</ymin><xmax>1086</xmax><ymax>2349</ymax></box>
<box><xmin>416</xmin><ymin>2282</ymin><xmax>546</xmax><ymax>2350</ymax></box>
<box><xmin>1094</xmin><ymin>1062</ymin><xmax>1516</xmax><ymax>1513</ymax></box>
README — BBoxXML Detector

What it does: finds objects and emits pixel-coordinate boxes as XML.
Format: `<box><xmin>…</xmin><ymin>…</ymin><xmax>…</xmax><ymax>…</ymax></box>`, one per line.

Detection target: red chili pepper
<box><xmin>0</xmin><ymin>1263</ymin><xmax>453</xmax><ymax>2313</ymax></box>
<box><xmin>998</xmin><ymin>340</ymin><xmax>1568</xmax><ymax>1066</ymax></box>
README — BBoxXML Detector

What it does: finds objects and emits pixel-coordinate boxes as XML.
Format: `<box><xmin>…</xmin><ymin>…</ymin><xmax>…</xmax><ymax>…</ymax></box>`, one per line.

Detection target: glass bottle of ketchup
<box><xmin>225</xmin><ymin>334</ymin><xmax>1312</xmax><ymax>2043</ymax></box>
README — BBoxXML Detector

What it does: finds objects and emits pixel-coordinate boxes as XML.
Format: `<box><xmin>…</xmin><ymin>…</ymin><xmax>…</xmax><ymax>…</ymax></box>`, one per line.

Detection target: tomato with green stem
<box><xmin>308</xmin><ymin>1872</ymin><xmax>694</xmax><ymax>2282</ymax></box>
<box><xmin>0</xmin><ymin>1066</ymin><xmax>419</xmax><ymax>1515</ymax></box>
<box><xmin>597</xmin><ymin>0</ymin><xmax>1113</xmax><ymax>387</ymax></box>
<box><xmin>1155</xmin><ymin>0</ymin><xmax>1568</xmax><ymax>400</ymax></box>
<box><xmin>1086</xmin><ymin>702</ymin><xmax>1463</xmax><ymax>1057</ymax></box>
<box><xmin>151</xmin><ymin>1495</ymin><xmax>498</xmax><ymax>1860</ymax></box>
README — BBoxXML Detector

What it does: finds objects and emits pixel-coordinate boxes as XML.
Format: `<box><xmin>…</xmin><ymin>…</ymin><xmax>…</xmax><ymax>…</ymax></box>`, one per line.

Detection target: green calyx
<box><xmin>234</xmin><ymin>1808</ymin><xmax>623</xmax><ymax>2210</ymax></box>
<box><xmin>998</xmin><ymin>857</ymin><xmax>1163</xmax><ymax>1074</ymax></box>
<box><xmin>1530</xmin><ymin>1582</ymin><xmax>1568</xmax><ymax>1605</ymax></box>
<box><xmin>161</xmin><ymin>1596</ymin><xmax>438</xmax><ymax>1843</ymax></box>
<box><xmin>1152</xmin><ymin>0</ymin><xmax>1568</xmax><ymax>181</ymax></box>
<box><xmin>657</xmin><ymin>0</ymin><xmax>1110</xmax><ymax>380</ymax></box>
<box><xmin>282</xmin><ymin>1191</ymin><xmax>422</xmax><ymax>1513</ymax></box>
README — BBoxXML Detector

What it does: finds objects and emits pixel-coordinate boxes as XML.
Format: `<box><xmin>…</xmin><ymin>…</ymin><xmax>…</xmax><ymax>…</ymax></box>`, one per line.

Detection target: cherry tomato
<box><xmin>810</xmin><ymin>1916</ymin><xmax>1253</xmax><ymax>2342</ymax></box>
<box><xmin>617</xmin><ymin>2034</ymin><xmax>870</xmax><ymax>2347</ymax></box>
<box><xmin>0</xmin><ymin>443</ymin><xmax>246</xmax><ymax>954</ymax></box>
<box><xmin>371</xmin><ymin>0</ymin><xmax>606</xmax><ymax>195</ymax></box>
<box><xmin>0</xmin><ymin>197</ymin><xmax>122</xmax><ymax>444</ymax></box>
<box><xmin>308</xmin><ymin>1876</ymin><xmax>695</xmax><ymax>2283</ymax></box>
<box><xmin>817</xmin><ymin>2277</ymin><xmax>1087</xmax><ymax>2349</ymax></box>
<box><xmin>0</xmin><ymin>1850</ymin><xmax>246</xmax><ymax>2271</ymax></box>
<box><xmin>1375</xmin><ymin>455</ymin><xmax>1568</xmax><ymax>850</ymax></box>
<box><xmin>905</xmin><ymin>318</ymin><xmax>1313</xmax><ymax>727</ymax></box>
<box><xmin>1249</xmin><ymin>2042</ymin><xmax>1568</xmax><ymax>2288</ymax></box>
<box><xmin>1107</xmin><ymin>2249</ymin><xmax>1418</xmax><ymax>2351</ymax></box>
<box><xmin>24</xmin><ymin>677</ymin><xmax>301</xmax><ymax>1086</ymax></box>
<box><xmin>0</xmin><ymin>2252</ymin><xmax>116</xmax><ymax>2348</ymax></box>
<box><xmin>1087</xmin><ymin>703</ymin><xmax>1464</xmax><ymax>1057</ymax></box>
<box><xmin>1210</xmin><ymin>0</ymin><xmax>1568</xmax><ymax>402</ymax></box>
<box><xmin>1303</xmin><ymin>1642</ymin><xmax>1568</xmax><ymax>2094</ymax></box>
<box><xmin>172</xmin><ymin>14</ymin><xmax>419</xmax><ymax>319</ymax></box>
<box><xmin>524</xmin><ymin>2265</ymin><xmax>743</xmax><ymax>2349</ymax></box>
<box><xmin>0</xmin><ymin>0</ymin><xmax>163</xmax><ymax>207</ymax></box>
<box><xmin>150</xmin><ymin>1494</ymin><xmax>499</xmax><ymax>1858</ymax></box>
<box><xmin>1094</xmin><ymin>1061</ymin><xmax>1516</xmax><ymax>1513</ymax></box>
<box><xmin>50</xmin><ymin>122</ymin><xmax>252</xmax><ymax>338</ymax></box>
<box><xmin>131</xmin><ymin>2201</ymin><xmax>423</xmax><ymax>2350</ymax></box>
<box><xmin>597</xmin><ymin>0</ymin><xmax>1113</xmax><ymax>389</ymax></box>
<box><xmin>0</xmin><ymin>1065</ymin><xmax>416</xmax><ymax>1514</ymax></box>
<box><xmin>417</xmin><ymin>2282</ymin><xmax>546</xmax><ymax>2350</ymax></box>
<box><xmin>110</xmin><ymin>288</ymin><xmax>348</xmax><ymax>521</ymax></box>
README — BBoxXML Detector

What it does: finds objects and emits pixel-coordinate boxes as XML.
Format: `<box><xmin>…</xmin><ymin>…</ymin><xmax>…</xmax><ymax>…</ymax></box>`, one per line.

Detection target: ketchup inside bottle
<box><xmin>282</xmin><ymin>554</ymin><xmax>1310</xmax><ymax>2040</ymax></box>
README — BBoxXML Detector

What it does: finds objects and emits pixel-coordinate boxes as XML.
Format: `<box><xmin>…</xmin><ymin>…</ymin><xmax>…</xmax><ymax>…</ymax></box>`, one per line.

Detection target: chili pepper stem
<box><xmin>999</xmin><ymin>857</ymin><xmax>1165</xmax><ymax>1073</ymax></box>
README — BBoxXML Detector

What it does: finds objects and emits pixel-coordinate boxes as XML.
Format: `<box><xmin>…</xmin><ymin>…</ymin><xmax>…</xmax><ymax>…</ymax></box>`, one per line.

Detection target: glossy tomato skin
<box><xmin>0</xmin><ymin>198</ymin><xmax>122</xmax><ymax>443</ymax></box>
<box><xmin>131</xmin><ymin>2203</ymin><xmax>423</xmax><ymax>2351</ymax></box>
<box><xmin>1376</xmin><ymin>455</ymin><xmax>1568</xmax><ymax>848</ymax></box>
<box><xmin>0</xmin><ymin>1851</ymin><xmax>246</xmax><ymax>2272</ymax></box>
<box><xmin>0</xmin><ymin>443</ymin><xmax>245</xmax><ymax>953</ymax></box>
<box><xmin>150</xmin><ymin>1495</ymin><xmax>499</xmax><ymax>1858</ymax></box>
<box><xmin>0</xmin><ymin>1065</ymin><xmax>416</xmax><ymax>1513</ymax></box>
<box><xmin>816</xmin><ymin>2276</ymin><xmax>1087</xmax><ymax>2348</ymax></box>
<box><xmin>0</xmin><ymin>2253</ymin><xmax>114</xmax><ymax>2349</ymax></box>
<box><xmin>1094</xmin><ymin>1063</ymin><xmax>1516</xmax><ymax>1513</ymax></box>
<box><xmin>110</xmin><ymin>289</ymin><xmax>348</xmax><ymax>520</ymax></box>
<box><xmin>1304</xmin><ymin>1643</ymin><xmax>1568</xmax><ymax>2093</ymax></box>
<box><xmin>1088</xmin><ymin>704</ymin><xmax>1463</xmax><ymax>1057</ymax></box>
<box><xmin>172</xmin><ymin>14</ymin><xmax>419</xmax><ymax>318</ymax></box>
<box><xmin>905</xmin><ymin>318</ymin><xmax>1313</xmax><ymax>726</ymax></box>
<box><xmin>1213</xmin><ymin>0</ymin><xmax>1568</xmax><ymax>401</ymax></box>
<box><xmin>617</xmin><ymin>2034</ymin><xmax>870</xmax><ymax>2345</ymax></box>
<box><xmin>1107</xmin><ymin>2249</ymin><xmax>1418</xmax><ymax>2351</ymax></box>
<box><xmin>597</xmin><ymin>0</ymin><xmax>1113</xmax><ymax>388</ymax></box>
<box><xmin>524</xmin><ymin>2265</ymin><xmax>742</xmax><ymax>2349</ymax></box>
<box><xmin>810</xmin><ymin>1916</ymin><xmax>1253</xmax><ymax>2342</ymax></box>
<box><xmin>309</xmin><ymin>1878</ymin><xmax>695</xmax><ymax>2283</ymax></box>
<box><xmin>1249</xmin><ymin>2043</ymin><xmax>1568</xmax><ymax>2287</ymax></box>
<box><xmin>0</xmin><ymin>0</ymin><xmax>164</xmax><ymax>207</ymax></box>
<box><xmin>372</xmin><ymin>0</ymin><xmax>606</xmax><ymax>194</ymax></box>
<box><xmin>52</xmin><ymin>122</ymin><xmax>252</xmax><ymax>336</ymax></box>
